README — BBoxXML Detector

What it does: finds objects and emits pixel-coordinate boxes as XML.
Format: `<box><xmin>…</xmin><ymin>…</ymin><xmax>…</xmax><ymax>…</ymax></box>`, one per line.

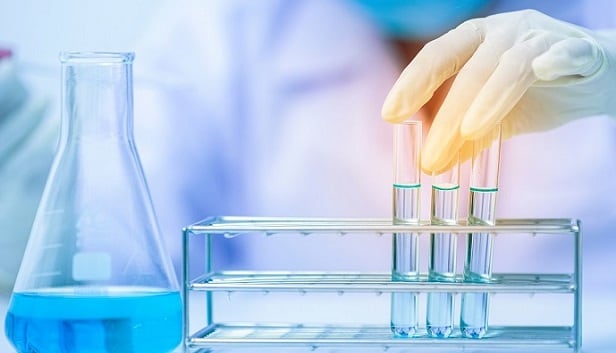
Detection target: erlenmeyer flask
<box><xmin>4</xmin><ymin>52</ymin><xmax>182</xmax><ymax>353</ymax></box>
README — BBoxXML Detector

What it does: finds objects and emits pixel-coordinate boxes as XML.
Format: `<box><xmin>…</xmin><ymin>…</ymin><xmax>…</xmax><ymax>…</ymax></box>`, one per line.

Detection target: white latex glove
<box><xmin>0</xmin><ymin>57</ymin><xmax>55</xmax><ymax>294</ymax></box>
<box><xmin>381</xmin><ymin>9</ymin><xmax>616</xmax><ymax>173</ymax></box>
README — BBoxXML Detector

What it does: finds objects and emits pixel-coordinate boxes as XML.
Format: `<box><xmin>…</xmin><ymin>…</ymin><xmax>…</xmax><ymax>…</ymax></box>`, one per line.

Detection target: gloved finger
<box><xmin>423</xmin><ymin>140</ymin><xmax>473</xmax><ymax>175</ymax></box>
<box><xmin>420</xmin><ymin>31</ymin><xmax>511</xmax><ymax>173</ymax></box>
<box><xmin>381</xmin><ymin>19</ymin><xmax>484</xmax><ymax>123</ymax></box>
<box><xmin>532</xmin><ymin>37</ymin><xmax>603</xmax><ymax>81</ymax></box>
<box><xmin>460</xmin><ymin>31</ymin><xmax>568</xmax><ymax>140</ymax></box>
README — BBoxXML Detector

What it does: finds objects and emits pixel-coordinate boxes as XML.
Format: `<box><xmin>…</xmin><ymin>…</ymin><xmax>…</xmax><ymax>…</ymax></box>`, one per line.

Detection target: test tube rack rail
<box><xmin>182</xmin><ymin>217</ymin><xmax>582</xmax><ymax>352</ymax></box>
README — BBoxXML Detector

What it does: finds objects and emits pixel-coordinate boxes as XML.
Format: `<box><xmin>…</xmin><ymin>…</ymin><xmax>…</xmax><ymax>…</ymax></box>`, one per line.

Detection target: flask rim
<box><xmin>60</xmin><ymin>52</ymin><xmax>134</xmax><ymax>64</ymax></box>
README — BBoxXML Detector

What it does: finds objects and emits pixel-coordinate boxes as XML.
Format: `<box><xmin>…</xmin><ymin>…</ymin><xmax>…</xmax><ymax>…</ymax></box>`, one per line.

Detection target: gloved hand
<box><xmin>381</xmin><ymin>9</ymin><xmax>616</xmax><ymax>173</ymax></box>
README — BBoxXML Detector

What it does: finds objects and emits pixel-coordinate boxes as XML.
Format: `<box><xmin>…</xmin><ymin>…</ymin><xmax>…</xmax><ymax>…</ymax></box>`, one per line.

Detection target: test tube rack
<box><xmin>182</xmin><ymin>217</ymin><xmax>582</xmax><ymax>352</ymax></box>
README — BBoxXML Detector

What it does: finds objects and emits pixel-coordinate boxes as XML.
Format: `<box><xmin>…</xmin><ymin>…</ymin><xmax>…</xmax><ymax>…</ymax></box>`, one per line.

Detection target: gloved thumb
<box><xmin>532</xmin><ymin>37</ymin><xmax>603</xmax><ymax>82</ymax></box>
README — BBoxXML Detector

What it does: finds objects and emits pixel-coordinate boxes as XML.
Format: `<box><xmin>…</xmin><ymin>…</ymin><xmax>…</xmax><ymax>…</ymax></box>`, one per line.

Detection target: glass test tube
<box><xmin>390</xmin><ymin>121</ymin><xmax>422</xmax><ymax>337</ymax></box>
<box><xmin>460</xmin><ymin>123</ymin><xmax>502</xmax><ymax>338</ymax></box>
<box><xmin>427</xmin><ymin>156</ymin><xmax>460</xmax><ymax>338</ymax></box>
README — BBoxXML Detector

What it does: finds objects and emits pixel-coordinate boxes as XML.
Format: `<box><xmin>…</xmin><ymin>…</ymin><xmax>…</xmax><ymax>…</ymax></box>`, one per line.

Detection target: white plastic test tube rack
<box><xmin>182</xmin><ymin>217</ymin><xmax>582</xmax><ymax>352</ymax></box>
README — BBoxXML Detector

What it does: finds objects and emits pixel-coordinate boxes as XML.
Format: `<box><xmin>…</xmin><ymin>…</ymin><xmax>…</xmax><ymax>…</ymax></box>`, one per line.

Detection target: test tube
<box><xmin>390</xmin><ymin>121</ymin><xmax>422</xmax><ymax>337</ymax></box>
<box><xmin>460</xmin><ymin>123</ymin><xmax>502</xmax><ymax>338</ymax></box>
<box><xmin>426</xmin><ymin>156</ymin><xmax>460</xmax><ymax>338</ymax></box>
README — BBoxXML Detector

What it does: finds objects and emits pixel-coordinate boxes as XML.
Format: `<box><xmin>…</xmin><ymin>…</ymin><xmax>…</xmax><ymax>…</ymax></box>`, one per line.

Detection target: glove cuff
<box><xmin>594</xmin><ymin>30</ymin><xmax>616</xmax><ymax>119</ymax></box>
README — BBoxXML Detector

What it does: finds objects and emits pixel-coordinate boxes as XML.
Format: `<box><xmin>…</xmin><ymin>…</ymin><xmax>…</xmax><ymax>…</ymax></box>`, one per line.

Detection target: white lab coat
<box><xmin>134</xmin><ymin>0</ymin><xmax>399</xmax><ymax>274</ymax></box>
<box><xmin>0</xmin><ymin>60</ymin><xmax>55</xmax><ymax>293</ymax></box>
<box><xmin>134</xmin><ymin>0</ymin><xmax>616</xmax><ymax>288</ymax></box>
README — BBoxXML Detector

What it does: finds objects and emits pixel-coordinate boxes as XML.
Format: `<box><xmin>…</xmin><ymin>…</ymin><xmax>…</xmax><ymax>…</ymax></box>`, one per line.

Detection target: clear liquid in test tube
<box><xmin>390</xmin><ymin>121</ymin><xmax>422</xmax><ymax>337</ymax></box>
<box><xmin>427</xmin><ymin>157</ymin><xmax>460</xmax><ymax>338</ymax></box>
<box><xmin>460</xmin><ymin>123</ymin><xmax>502</xmax><ymax>338</ymax></box>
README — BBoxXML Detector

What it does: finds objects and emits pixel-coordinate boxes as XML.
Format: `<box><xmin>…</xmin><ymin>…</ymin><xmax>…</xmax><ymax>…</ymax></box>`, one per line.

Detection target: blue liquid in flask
<box><xmin>5</xmin><ymin>287</ymin><xmax>182</xmax><ymax>353</ymax></box>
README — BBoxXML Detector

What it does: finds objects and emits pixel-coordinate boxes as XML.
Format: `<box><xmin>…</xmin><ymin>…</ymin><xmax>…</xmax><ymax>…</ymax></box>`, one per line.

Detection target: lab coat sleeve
<box><xmin>0</xmin><ymin>59</ymin><xmax>56</xmax><ymax>293</ymax></box>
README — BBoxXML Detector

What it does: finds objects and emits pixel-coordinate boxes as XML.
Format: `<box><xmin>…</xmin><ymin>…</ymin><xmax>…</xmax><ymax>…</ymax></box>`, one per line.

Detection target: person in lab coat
<box><xmin>134</xmin><ymin>0</ymin><xmax>616</xmax><ymax>288</ymax></box>
<box><xmin>1</xmin><ymin>0</ymin><xmax>615</xmax><ymax>294</ymax></box>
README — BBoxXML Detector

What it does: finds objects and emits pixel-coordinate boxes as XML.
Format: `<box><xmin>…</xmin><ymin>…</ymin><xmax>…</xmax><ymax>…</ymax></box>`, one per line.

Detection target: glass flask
<box><xmin>4</xmin><ymin>52</ymin><xmax>182</xmax><ymax>353</ymax></box>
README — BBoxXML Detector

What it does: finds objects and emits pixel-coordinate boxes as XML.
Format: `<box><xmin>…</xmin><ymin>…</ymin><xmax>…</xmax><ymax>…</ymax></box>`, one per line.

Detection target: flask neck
<box><xmin>61</xmin><ymin>58</ymin><xmax>134</xmax><ymax>142</ymax></box>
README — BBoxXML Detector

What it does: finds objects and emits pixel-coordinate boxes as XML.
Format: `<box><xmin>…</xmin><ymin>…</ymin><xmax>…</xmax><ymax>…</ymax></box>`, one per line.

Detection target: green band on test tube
<box><xmin>470</xmin><ymin>123</ymin><xmax>503</xmax><ymax>191</ymax></box>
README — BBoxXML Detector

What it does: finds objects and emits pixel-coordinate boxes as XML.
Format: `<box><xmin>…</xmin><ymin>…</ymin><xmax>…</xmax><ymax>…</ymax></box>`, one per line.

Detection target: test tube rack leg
<box><xmin>182</xmin><ymin>217</ymin><xmax>582</xmax><ymax>352</ymax></box>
